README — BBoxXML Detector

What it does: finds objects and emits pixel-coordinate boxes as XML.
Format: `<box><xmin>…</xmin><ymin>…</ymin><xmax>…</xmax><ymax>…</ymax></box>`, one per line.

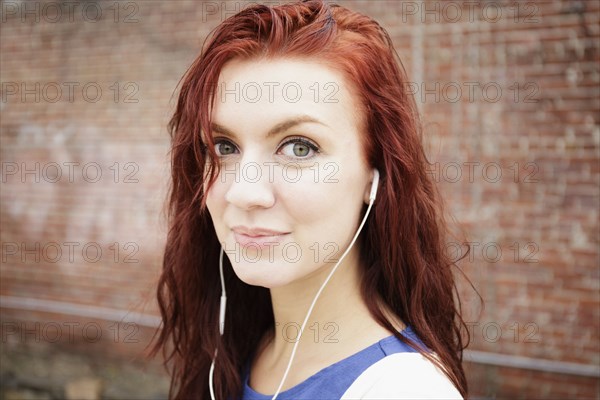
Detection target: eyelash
<box><xmin>214</xmin><ymin>136</ymin><xmax>320</xmax><ymax>159</ymax></box>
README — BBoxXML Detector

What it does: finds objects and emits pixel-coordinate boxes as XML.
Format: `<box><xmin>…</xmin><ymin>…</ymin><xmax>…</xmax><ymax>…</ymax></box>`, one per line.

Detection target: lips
<box><xmin>231</xmin><ymin>226</ymin><xmax>290</xmax><ymax>249</ymax></box>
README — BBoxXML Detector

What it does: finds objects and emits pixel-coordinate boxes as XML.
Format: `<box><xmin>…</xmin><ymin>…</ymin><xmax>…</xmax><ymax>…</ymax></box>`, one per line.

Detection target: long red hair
<box><xmin>152</xmin><ymin>1</ymin><xmax>476</xmax><ymax>398</ymax></box>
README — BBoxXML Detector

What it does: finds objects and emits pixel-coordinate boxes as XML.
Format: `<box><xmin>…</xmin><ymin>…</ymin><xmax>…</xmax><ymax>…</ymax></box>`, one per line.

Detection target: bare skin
<box><xmin>248</xmin><ymin>255</ymin><xmax>406</xmax><ymax>394</ymax></box>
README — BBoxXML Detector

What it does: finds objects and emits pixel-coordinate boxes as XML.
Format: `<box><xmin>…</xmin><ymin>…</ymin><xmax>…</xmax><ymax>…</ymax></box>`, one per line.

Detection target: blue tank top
<box><xmin>241</xmin><ymin>326</ymin><xmax>425</xmax><ymax>399</ymax></box>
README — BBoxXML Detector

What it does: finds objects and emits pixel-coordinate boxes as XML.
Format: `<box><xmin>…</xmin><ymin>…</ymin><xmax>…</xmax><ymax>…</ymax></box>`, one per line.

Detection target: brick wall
<box><xmin>1</xmin><ymin>0</ymin><xmax>598</xmax><ymax>397</ymax></box>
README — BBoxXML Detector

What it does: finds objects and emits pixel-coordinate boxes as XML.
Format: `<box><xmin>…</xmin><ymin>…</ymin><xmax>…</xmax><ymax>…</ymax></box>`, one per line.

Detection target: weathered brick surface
<box><xmin>1</xmin><ymin>1</ymin><xmax>598</xmax><ymax>397</ymax></box>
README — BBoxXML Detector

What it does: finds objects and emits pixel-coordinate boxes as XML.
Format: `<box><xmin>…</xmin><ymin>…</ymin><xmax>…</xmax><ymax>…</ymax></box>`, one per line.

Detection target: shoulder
<box><xmin>341</xmin><ymin>352</ymin><xmax>464</xmax><ymax>400</ymax></box>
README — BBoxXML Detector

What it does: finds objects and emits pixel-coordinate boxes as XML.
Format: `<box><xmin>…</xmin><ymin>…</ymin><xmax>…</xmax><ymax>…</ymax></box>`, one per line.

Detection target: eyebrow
<box><xmin>210</xmin><ymin>115</ymin><xmax>327</xmax><ymax>139</ymax></box>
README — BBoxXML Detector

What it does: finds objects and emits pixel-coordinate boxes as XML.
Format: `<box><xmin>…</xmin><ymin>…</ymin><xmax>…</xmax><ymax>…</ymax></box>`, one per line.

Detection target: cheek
<box><xmin>205</xmin><ymin>181</ymin><xmax>227</xmax><ymax>226</ymax></box>
<box><xmin>278</xmin><ymin>176</ymin><xmax>361</xmax><ymax>233</ymax></box>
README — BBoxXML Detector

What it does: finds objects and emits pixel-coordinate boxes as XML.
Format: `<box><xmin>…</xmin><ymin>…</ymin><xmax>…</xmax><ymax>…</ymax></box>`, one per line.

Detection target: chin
<box><xmin>231</xmin><ymin>263</ymin><xmax>291</xmax><ymax>288</ymax></box>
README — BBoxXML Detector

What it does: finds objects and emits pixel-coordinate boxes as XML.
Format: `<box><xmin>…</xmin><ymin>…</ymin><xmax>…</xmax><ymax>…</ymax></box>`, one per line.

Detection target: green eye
<box><xmin>214</xmin><ymin>140</ymin><xmax>237</xmax><ymax>156</ymax></box>
<box><xmin>279</xmin><ymin>138</ymin><xmax>319</xmax><ymax>158</ymax></box>
<box><xmin>292</xmin><ymin>142</ymin><xmax>310</xmax><ymax>157</ymax></box>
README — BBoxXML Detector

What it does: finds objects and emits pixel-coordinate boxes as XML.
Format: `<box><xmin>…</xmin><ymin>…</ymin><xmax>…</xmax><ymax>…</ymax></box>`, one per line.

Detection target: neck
<box><xmin>263</xmin><ymin>247</ymin><xmax>372</xmax><ymax>364</ymax></box>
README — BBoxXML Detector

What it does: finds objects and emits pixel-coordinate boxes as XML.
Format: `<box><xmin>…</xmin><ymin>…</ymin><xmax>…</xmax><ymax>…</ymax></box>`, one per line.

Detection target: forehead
<box><xmin>211</xmin><ymin>57</ymin><xmax>364</xmax><ymax>135</ymax></box>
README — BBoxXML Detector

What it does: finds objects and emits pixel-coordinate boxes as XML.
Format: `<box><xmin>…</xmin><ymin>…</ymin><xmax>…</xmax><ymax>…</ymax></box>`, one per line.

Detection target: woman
<box><xmin>152</xmin><ymin>1</ymin><xmax>474</xmax><ymax>399</ymax></box>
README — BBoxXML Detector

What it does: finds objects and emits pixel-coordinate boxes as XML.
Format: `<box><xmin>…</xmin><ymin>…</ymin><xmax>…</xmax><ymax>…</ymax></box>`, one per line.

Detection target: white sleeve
<box><xmin>340</xmin><ymin>352</ymin><xmax>464</xmax><ymax>400</ymax></box>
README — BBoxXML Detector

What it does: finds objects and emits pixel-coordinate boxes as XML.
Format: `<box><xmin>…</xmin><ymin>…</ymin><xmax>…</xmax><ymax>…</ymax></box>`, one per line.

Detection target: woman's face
<box><xmin>205</xmin><ymin>57</ymin><xmax>374</xmax><ymax>288</ymax></box>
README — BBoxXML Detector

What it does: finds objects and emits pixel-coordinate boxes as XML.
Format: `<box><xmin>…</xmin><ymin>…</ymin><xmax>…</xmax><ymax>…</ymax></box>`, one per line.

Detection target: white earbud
<box><xmin>369</xmin><ymin>168</ymin><xmax>380</xmax><ymax>203</ymax></box>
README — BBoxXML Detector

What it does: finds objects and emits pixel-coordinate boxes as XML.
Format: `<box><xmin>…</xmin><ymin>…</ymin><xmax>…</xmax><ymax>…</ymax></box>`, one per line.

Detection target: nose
<box><xmin>223</xmin><ymin>160</ymin><xmax>276</xmax><ymax>210</ymax></box>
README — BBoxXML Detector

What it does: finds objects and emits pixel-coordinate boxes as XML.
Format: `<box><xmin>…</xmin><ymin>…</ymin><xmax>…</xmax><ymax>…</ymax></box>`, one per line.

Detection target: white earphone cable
<box><xmin>270</xmin><ymin>196</ymin><xmax>375</xmax><ymax>400</ymax></box>
<box><xmin>209</xmin><ymin>248</ymin><xmax>227</xmax><ymax>399</ymax></box>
